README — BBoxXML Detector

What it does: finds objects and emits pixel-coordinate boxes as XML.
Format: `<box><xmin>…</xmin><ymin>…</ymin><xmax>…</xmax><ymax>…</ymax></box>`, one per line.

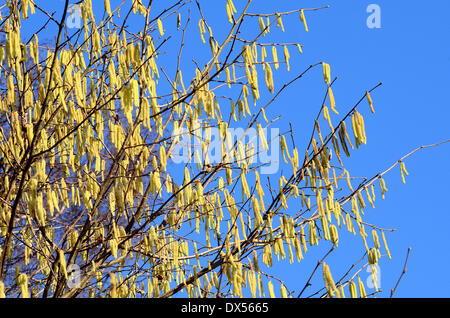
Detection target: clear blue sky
<box><xmin>21</xmin><ymin>0</ymin><xmax>450</xmax><ymax>297</ymax></box>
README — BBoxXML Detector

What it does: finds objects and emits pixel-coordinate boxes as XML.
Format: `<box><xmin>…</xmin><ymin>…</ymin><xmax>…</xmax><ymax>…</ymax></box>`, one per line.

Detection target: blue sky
<box><xmin>18</xmin><ymin>0</ymin><xmax>450</xmax><ymax>297</ymax></box>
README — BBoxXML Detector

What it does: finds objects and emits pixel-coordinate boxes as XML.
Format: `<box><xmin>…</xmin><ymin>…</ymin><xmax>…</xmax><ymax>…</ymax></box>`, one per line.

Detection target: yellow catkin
<box><xmin>252</xmin><ymin>197</ymin><xmax>263</xmax><ymax>228</ymax></box>
<box><xmin>110</xmin><ymin>239</ymin><xmax>118</xmax><ymax>258</ymax></box>
<box><xmin>257</xmin><ymin>123</ymin><xmax>269</xmax><ymax>150</ymax></box>
<box><xmin>365</xmin><ymin>186</ymin><xmax>375</xmax><ymax>208</ymax></box>
<box><xmin>240</xmin><ymin>170</ymin><xmax>250</xmax><ymax>199</ymax></box>
<box><xmin>283</xmin><ymin>45</ymin><xmax>290</xmax><ymax>71</ymax></box>
<box><xmin>328</xmin><ymin>86</ymin><xmax>338</xmax><ymax>114</ymax></box>
<box><xmin>198</xmin><ymin>19</ymin><xmax>206</xmax><ymax>43</ymax></box>
<box><xmin>157</xmin><ymin>18</ymin><xmax>164</xmax><ymax>36</ymax></box>
<box><xmin>276</xmin><ymin>13</ymin><xmax>285</xmax><ymax>32</ymax></box>
<box><xmin>104</xmin><ymin>0</ymin><xmax>112</xmax><ymax>17</ymax></box>
<box><xmin>258</xmin><ymin>17</ymin><xmax>266</xmax><ymax>35</ymax></box>
<box><xmin>368</xmin><ymin>248</ymin><xmax>378</xmax><ymax>265</ymax></box>
<box><xmin>226</xmin><ymin>67</ymin><xmax>231</xmax><ymax>88</ymax></box>
<box><xmin>268</xmin><ymin>280</ymin><xmax>275</xmax><ymax>298</ymax></box>
<box><xmin>322</xmin><ymin>62</ymin><xmax>331</xmax><ymax>85</ymax></box>
<box><xmin>227</xmin><ymin>0</ymin><xmax>237</xmax><ymax>24</ymax></box>
<box><xmin>300</xmin><ymin>225</ymin><xmax>307</xmax><ymax>252</ymax></box>
<box><xmin>322</xmin><ymin>263</ymin><xmax>337</xmax><ymax>297</ymax></box>
<box><xmin>345</xmin><ymin>169</ymin><xmax>353</xmax><ymax>191</ymax></box>
<box><xmin>261</xmin><ymin>46</ymin><xmax>267</xmax><ymax>63</ymax></box>
<box><xmin>300</xmin><ymin>9</ymin><xmax>308</xmax><ymax>32</ymax></box>
<box><xmin>349</xmin><ymin>280</ymin><xmax>357</xmax><ymax>298</ymax></box>
<box><xmin>323</xmin><ymin>106</ymin><xmax>334</xmax><ymax>131</ymax></box>
<box><xmin>358</xmin><ymin>277</ymin><xmax>367</xmax><ymax>298</ymax></box>
<box><xmin>19</xmin><ymin>274</ymin><xmax>29</xmax><ymax>298</ymax></box>
<box><xmin>379</xmin><ymin>177</ymin><xmax>388</xmax><ymax>200</ymax></box>
<box><xmin>177</xmin><ymin>13</ymin><xmax>182</xmax><ymax>29</ymax></box>
<box><xmin>280</xmin><ymin>285</ymin><xmax>288</xmax><ymax>298</ymax></box>
<box><xmin>330</xmin><ymin>224</ymin><xmax>339</xmax><ymax>246</ymax></box>
<box><xmin>226</xmin><ymin>2</ymin><xmax>233</xmax><ymax>24</ymax></box>
<box><xmin>110</xmin><ymin>273</ymin><xmax>117</xmax><ymax>298</ymax></box>
<box><xmin>264</xmin><ymin>62</ymin><xmax>274</xmax><ymax>93</ymax></box>
<box><xmin>338</xmin><ymin>285</ymin><xmax>345</xmax><ymax>298</ymax></box>
<box><xmin>381</xmin><ymin>231</ymin><xmax>391</xmax><ymax>259</ymax></box>
<box><xmin>400</xmin><ymin>162</ymin><xmax>408</xmax><ymax>184</ymax></box>
<box><xmin>272</xmin><ymin>46</ymin><xmax>279</xmax><ymax>70</ymax></box>
<box><xmin>372</xmin><ymin>230</ymin><xmax>380</xmax><ymax>249</ymax></box>
<box><xmin>59</xmin><ymin>250</ymin><xmax>68</xmax><ymax>279</ymax></box>
<box><xmin>366</xmin><ymin>91</ymin><xmax>375</xmax><ymax>113</ymax></box>
<box><xmin>309</xmin><ymin>221</ymin><xmax>318</xmax><ymax>246</ymax></box>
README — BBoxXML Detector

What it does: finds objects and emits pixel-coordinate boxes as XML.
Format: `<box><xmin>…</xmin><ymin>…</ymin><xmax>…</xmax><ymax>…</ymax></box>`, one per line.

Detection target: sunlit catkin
<box><xmin>328</xmin><ymin>86</ymin><xmax>338</xmax><ymax>114</ymax></box>
<box><xmin>157</xmin><ymin>18</ymin><xmax>164</xmax><ymax>36</ymax></box>
<box><xmin>268</xmin><ymin>280</ymin><xmax>275</xmax><ymax>298</ymax></box>
<box><xmin>0</xmin><ymin>281</ymin><xmax>4</xmax><ymax>298</ymax></box>
<box><xmin>59</xmin><ymin>250</ymin><xmax>68</xmax><ymax>279</ymax></box>
<box><xmin>300</xmin><ymin>9</ymin><xmax>308</xmax><ymax>32</ymax></box>
<box><xmin>322</xmin><ymin>62</ymin><xmax>331</xmax><ymax>85</ymax></box>
<box><xmin>272</xmin><ymin>46</ymin><xmax>279</xmax><ymax>70</ymax></box>
<box><xmin>330</xmin><ymin>224</ymin><xmax>339</xmax><ymax>246</ymax></box>
<box><xmin>277</xmin><ymin>13</ymin><xmax>285</xmax><ymax>32</ymax></box>
<box><xmin>358</xmin><ymin>277</ymin><xmax>367</xmax><ymax>298</ymax></box>
<box><xmin>18</xmin><ymin>274</ymin><xmax>29</xmax><ymax>298</ymax></box>
<box><xmin>284</xmin><ymin>45</ymin><xmax>290</xmax><ymax>71</ymax></box>
<box><xmin>366</xmin><ymin>91</ymin><xmax>375</xmax><ymax>113</ymax></box>
<box><xmin>400</xmin><ymin>161</ymin><xmax>408</xmax><ymax>184</ymax></box>
<box><xmin>258</xmin><ymin>17</ymin><xmax>266</xmax><ymax>35</ymax></box>
<box><xmin>381</xmin><ymin>231</ymin><xmax>391</xmax><ymax>259</ymax></box>
<box><xmin>264</xmin><ymin>62</ymin><xmax>274</xmax><ymax>93</ymax></box>
<box><xmin>349</xmin><ymin>280</ymin><xmax>357</xmax><ymax>298</ymax></box>
<box><xmin>322</xmin><ymin>263</ymin><xmax>337</xmax><ymax>297</ymax></box>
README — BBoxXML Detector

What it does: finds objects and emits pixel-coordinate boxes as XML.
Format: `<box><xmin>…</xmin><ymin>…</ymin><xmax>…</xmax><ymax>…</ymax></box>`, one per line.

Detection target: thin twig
<box><xmin>390</xmin><ymin>247</ymin><xmax>411</xmax><ymax>298</ymax></box>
